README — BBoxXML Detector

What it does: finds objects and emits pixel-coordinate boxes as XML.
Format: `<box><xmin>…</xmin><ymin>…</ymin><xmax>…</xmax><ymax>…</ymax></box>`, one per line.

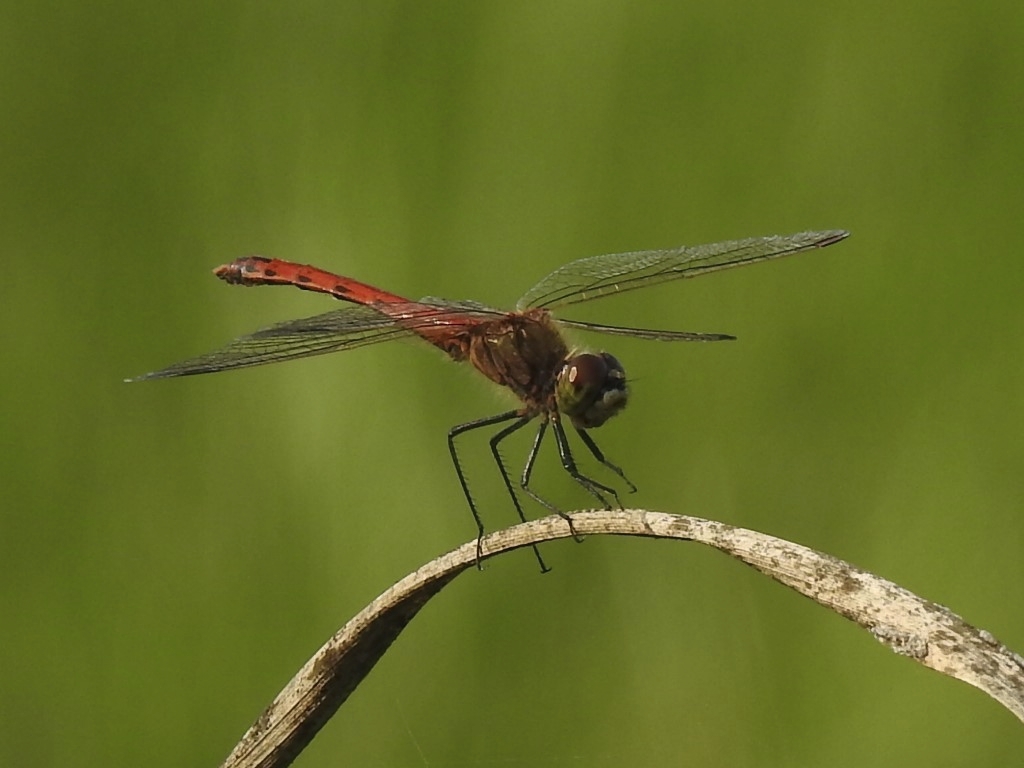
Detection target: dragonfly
<box><xmin>131</xmin><ymin>229</ymin><xmax>848</xmax><ymax>569</ymax></box>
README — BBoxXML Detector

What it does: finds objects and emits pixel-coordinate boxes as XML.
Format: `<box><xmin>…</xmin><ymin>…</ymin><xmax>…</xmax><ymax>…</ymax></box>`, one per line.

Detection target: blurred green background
<box><xmin>2</xmin><ymin>1</ymin><xmax>1022</xmax><ymax>765</ymax></box>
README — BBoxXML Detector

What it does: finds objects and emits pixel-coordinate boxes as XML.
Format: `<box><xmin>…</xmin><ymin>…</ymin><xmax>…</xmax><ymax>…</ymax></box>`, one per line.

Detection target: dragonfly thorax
<box><xmin>556</xmin><ymin>352</ymin><xmax>628</xmax><ymax>429</ymax></box>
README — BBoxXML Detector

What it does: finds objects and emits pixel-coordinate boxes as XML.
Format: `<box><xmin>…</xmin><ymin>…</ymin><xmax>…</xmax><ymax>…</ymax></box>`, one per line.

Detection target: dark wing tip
<box><xmin>124</xmin><ymin>370</ymin><xmax>177</xmax><ymax>382</ymax></box>
<box><xmin>818</xmin><ymin>230</ymin><xmax>850</xmax><ymax>246</ymax></box>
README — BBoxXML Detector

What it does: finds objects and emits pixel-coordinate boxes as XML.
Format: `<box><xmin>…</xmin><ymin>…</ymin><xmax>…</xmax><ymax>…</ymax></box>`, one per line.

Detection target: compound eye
<box><xmin>556</xmin><ymin>352</ymin><xmax>629</xmax><ymax>429</ymax></box>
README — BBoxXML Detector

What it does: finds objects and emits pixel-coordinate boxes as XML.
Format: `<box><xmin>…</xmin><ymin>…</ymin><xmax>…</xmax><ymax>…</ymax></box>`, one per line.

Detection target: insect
<box><xmin>131</xmin><ymin>229</ymin><xmax>848</xmax><ymax>568</ymax></box>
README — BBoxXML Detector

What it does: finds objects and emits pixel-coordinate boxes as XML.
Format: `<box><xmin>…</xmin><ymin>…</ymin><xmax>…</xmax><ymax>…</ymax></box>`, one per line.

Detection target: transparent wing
<box><xmin>557</xmin><ymin>318</ymin><xmax>735</xmax><ymax>342</ymax></box>
<box><xmin>128</xmin><ymin>299</ymin><xmax>505</xmax><ymax>381</ymax></box>
<box><xmin>128</xmin><ymin>306</ymin><xmax>411</xmax><ymax>380</ymax></box>
<box><xmin>517</xmin><ymin>230</ymin><xmax>848</xmax><ymax>310</ymax></box>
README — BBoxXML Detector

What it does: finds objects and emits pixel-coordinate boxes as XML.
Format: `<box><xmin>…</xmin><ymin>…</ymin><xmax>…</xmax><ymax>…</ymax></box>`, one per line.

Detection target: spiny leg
<box><xmin>519</xmin><ymin>419</ymin><xmax>582</xmax><ymax>543</ymax></box>
<box><xmin>448</xmin><ymin>410</ymin><xmax>528</xmax><ymax>568</ymax></box>
<box><xmin>444</xmin><ymin>409</ymin><xmax>548</xmax><ymax>573</ymax></box>
<box><xmin>519</xmin><ymin>419</ymin><xmax>547</xmax><ymax>493</ymax></box>
<box><xmin>487</xmin><ymin>415</ymin><xmax>551</xmax><ymax>573</ymax></box>
<box><xmin>550</xmin><ymin>414</ymin><xmax>623</xmax><ymax>511</ymax></box>
<box><xmin>574</xmin><ymin>427</ymin><xmax>637</xmax><ymax>493</ymax></box>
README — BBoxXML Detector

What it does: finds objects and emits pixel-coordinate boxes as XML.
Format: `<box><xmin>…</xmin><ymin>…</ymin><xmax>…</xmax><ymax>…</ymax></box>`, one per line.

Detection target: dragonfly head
<box><xmin>556</xmin><ymin>352</ymin><xmax>629</xmax><ymax>429</ymax></box>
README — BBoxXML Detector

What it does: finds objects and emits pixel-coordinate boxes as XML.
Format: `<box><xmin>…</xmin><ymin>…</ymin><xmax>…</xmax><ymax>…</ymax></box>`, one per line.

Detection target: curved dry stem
<box><xmin>220</xmin><ymin>510</ymin><xmax>1024</xmax><ymax>768</ymax></box>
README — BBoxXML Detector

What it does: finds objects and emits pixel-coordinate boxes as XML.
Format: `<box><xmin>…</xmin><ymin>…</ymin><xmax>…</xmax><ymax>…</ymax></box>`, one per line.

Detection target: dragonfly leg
<box><xmin>518</xmin><ymin>420</ymin><xmax>582</xmax><ymax>544</ymax></box>
<box><xmin>574</xmin><ymin>427</ymin><xmax>637</xmax><ymax>493</ymax></box>
<box><xmin>519</xmin><ymin>418</ymin><xmax>547</xmax><ymax>491</ymax></box>
<box><xmin>487</xmin><ymin>415</ymin><xmax>551</xmax><ymax>573</ymax></box>
<box><xmin>449</xmin><ymin>410</ymin><xmax>549</xmax><ymax>572</ymax></box>
<box><xmin>551</xmin><ymin>415</ymin><xmax>623</xmax><ymax>516</ymax></box>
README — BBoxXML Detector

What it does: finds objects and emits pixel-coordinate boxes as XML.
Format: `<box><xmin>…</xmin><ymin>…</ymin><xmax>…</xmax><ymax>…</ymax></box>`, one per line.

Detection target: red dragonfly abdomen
<box><xmin>215</xmin><ymin>256</ymin><xmax>481</xmax><ymax>361</ymax></box>
<box><xmin>215</xmin><ymin>256</ymin><xmax>409</xmax><ymax>305</ymax></box>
